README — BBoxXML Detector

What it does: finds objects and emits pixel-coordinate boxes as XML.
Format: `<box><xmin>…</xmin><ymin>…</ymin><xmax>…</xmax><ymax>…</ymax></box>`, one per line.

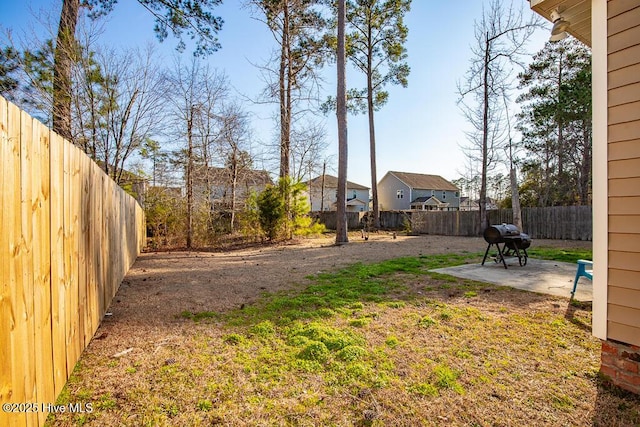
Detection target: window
<box><xmin>455</xmin><ymin>191</ymin><xmax>460</xmax><ymax>198</ymax></box>
<box><xmin>397</xmin><ymin>189</ymin><xmax>404</xmax><ymax>199</ymax></box>
<box><xmin>442</xmin><ymin>191</ymin><xmax>446</xmax><ymax>200</ymax></box>
<box><xmin>431</xmin><ymin>190</ymin><xmax>435</xmax><ymax>196</ymax></box>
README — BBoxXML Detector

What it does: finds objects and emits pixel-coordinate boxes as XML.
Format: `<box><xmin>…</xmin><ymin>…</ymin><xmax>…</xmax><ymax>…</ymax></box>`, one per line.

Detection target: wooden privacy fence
<box><xmin>313</xmin><ymin>211</ymin><xmax>364</xmax><ymax>230</ymax></box>
<box><xmin>0</xmin><ymin>96</ymin><xmax>145</xmax><ymax>427</ymax></box>
<box><xmin>316</xmin><ymin>207</ymin><xmax>592</xmax><ymax>241</ymax></box>
<box><xmin>411</xmin><ymin>206</ymin><xmax>592</xmax><ymax>240</ymax></box>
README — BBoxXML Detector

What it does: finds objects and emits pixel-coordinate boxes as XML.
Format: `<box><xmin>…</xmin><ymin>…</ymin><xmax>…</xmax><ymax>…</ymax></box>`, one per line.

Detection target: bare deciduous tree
<box><xmin>165</xmin><ymin>58</ymin><xmax>228</xmax><ymax>248</ymax></box>
<box><xmin>216</xmin><ymin>103</ymin><xmax>253</xmax><ymax>232</ymax></box>
<box><xmin>290</xmin><ymin>120</ymin><xmax>330</xmax><ymax>183</ymax></box>
<box><xmin>73</xmin><ymin>44</ymin><xmax>166</xmax><ymax>184</ymax></box>
<box><xmin>457</xmin><ymin>0</ymin><xmax>539</xmax><ymax>233</ymax></box>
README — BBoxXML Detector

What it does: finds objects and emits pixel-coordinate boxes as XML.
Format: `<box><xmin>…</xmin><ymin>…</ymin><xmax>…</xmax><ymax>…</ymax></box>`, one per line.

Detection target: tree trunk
<box><xmin>580</xmin><ymin>122</ymin><xmax>591</xmax><ymax>204</ymax></box>
<box><xmin>230</xmin><ymin>157</ymin><xmax>238</xmax><ymax>233</ymax></box>
<box><xmin>320</xmin><ymin>162</ymin><xmax>326</xmax><ymax>212</ymax></box>
<box><xmin>510</xmin><ymin>167</ymin><xmax>522</xmax><ymax>231</ymax></box>
<box><xmin>279</xmin><ymin>1</ymin><xmax>290</xmax><ymax>179</ymax></box>
<box><xmin>335</xmin><ymin>0</ymin><xmax>348</xmax><ymax>245</ymax></box>
<box><xmin>186</xmin><ymin>109</ymin><xmax>193</xmax><ymax>249</ymax></box>
<box><xmin>53</xmin><ymin>0</ymin><xmax>80</xmax><ymax>141</ymax></box>
<box><xmin>479</xmin><ymin>33</ymin><xmax>490</xmax><ymax>234</ymax></box>
<box><xmin>367</xmin><ymin>39</ymin><xmax>379</xmax><ymax>229</ymax></box>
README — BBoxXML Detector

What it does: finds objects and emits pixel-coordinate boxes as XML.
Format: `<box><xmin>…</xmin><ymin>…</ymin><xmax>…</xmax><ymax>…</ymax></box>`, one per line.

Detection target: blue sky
<box><xmin>0</xmin><ymin>1</ymin><xmax>552</xmax><ymax>188</ymax></box>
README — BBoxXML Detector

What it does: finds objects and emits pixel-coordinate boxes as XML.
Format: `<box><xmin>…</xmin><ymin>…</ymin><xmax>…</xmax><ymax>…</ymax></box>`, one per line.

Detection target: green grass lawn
<box><xmin>526</xmin><ymin>247</ymin><xmax>593</xmax><ymax>264</ymax></box>
<box><xmin>49</xmin><ymin>248</ymin><xmax>639</xmax><ymax>427</ymax></box>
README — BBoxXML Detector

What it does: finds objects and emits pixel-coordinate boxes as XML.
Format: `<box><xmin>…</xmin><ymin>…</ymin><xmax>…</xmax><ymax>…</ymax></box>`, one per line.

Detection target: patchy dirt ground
<box><xmin>86</xmin><ymin>233</ymin><xmax>592</xmax><ymax>360</ymax></box>
<box><xmin>109</xmin><ymin>233</ymin><xmax>591</xmax><ymax>327</ymax></box>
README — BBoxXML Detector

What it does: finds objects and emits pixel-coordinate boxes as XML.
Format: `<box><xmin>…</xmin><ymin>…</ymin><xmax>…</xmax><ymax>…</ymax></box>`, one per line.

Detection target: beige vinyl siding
<box><xmin>607</xmin><ymin>1</ymin><xmax>640</xmax><ymax>347</ymax></box>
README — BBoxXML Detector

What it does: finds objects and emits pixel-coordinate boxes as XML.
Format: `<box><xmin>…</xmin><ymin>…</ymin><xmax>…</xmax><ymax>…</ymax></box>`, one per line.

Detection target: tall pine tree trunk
<box><xmin>367</xmin><ymin>52</ymin><xmax>379</xmax><ymax>229</ymax></box>
<box><xmin>335</xmin><ymin>0</ymin><xmax>348</xmax><ymax>245</ymax></box>
<box><xmin>366</xmin><ymin>22</ymin><xmax>380</xmax><ymax>229</ymax></box>
<box><xmin>53</xmin><ymin>0</ymin><xmax>80</xmax><ymax>141</ymax></box>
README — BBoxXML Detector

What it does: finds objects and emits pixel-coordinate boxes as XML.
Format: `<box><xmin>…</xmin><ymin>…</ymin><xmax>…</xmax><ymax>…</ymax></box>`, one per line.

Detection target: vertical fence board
<box><xmin>19</xmin><ymin>110</ymin><xmax>37</xmax><ymax>427</ymax></box>
<box><xmin>78</xmin><ymin>154</ymin><xmax>88</xmax><ymax>347</ymax></box>
<box><xmin>49</xmin><ymin>132</ymin><xmax>67</xmax><ymax>397</ymax></box>
<box><xmin>0</xmin><ymin>94</ymin><xmax>22</xmax><ymax>427</ymax></box>
<box><xmin>63</xmin><ymin>143</ymin><xmax>75</xmax><ymax>374</ymax></box>
<box><xmin>87</xmin><ymin>163</ymin><xmax>98</xmax><ymax>335</ymax></box>
<box><xmin>8</xmin><ymin>102</ymin><xmax>24</xmax><ymax>427</ymax></box>
<box><xmin>96</xmin><ymin>166</ymin><xmax>104</xmax><ymax>324</ymax></box>
<box><xmin>0</xmin><ymin>97</ymin><xmax>8</xmax><ymax>426</ymax></box>
<box><xmin>69</xmin><ymin>146</ymin><xmax>81</xmax><ymax>372</ymax></box>
<box><xmin>32</xmin><ymin>122</ymin><xmax>53</xmax><ymax>426</ymax></box>
<box><xmin>102</xmin><ymin>176</ymin><xmax>110</xmax><ymax>316</ymax></box>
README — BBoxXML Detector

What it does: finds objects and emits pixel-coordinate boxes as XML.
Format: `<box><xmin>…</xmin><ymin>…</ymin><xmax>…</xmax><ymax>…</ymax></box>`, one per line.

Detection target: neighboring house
<box><xmin>459</xmin><ymin>196</ymin><xmax>499</xmax><ymax>211</ymax></box>
<box><xmin>196</xmin><ymin>166</ymin><xmax>272</xmax><ymax>211</ymax></box>
<box><xmin>530</xmin><ymin>0</ymin><xmax>640</xmax><ymax>394</ymax></box>
<box><xmin>459</xmin><ymin>196</ymin><xmax>475</xmax><ymax>211</ymax></box>
<box><xmin>378</xmin><ymin>171</ymin><xmax>460</xmax><ymax>211</ymax></box>
<box><xmin>305</xmin><ymin>174</ymin><xmax>370</xmax><ymax>212</ymax></box>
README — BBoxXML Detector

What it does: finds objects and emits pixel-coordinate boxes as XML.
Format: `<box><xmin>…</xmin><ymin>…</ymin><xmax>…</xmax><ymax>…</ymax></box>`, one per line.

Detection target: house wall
<box><xmin>308</xmin><ymin>186</ymin><xmax>337</xmax><ymax>211</ymax></box>
<box><xmin>607</xmin><ymin>0</ymin><xmax>640</xmax><ymax>348</ymax></box>
<box><xmin>308</xmin><ymin>187</ymin><xmax>369</xmax><ymax>212</ymax></box>
<box><xmin>347</xmin><ymin>188</ymin><xmax>370</xmax><ymax>212</ymax></box>
<box><xmin>378</xmin><ymin>174</ymin><xmax>411</xmax><ymax>210</ymax></box>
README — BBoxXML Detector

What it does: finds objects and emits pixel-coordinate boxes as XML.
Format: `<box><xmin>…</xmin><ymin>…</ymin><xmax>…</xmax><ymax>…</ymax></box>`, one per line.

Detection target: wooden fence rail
<box><xmin>0</xmin><ymin>96</ymin><xmax>145</xmax><ymax>427</ymax></box>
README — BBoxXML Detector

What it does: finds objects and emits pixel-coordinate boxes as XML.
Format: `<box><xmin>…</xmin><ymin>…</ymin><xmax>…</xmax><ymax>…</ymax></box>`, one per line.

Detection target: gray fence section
<box><xmin>313</xmin><ymin>211</ymin><xmax>364</xmax><ymax>230</ymax></box>
<box><xmin>314</xmin><ymin>206</ymin><xmax>592</xmax><ymax>241</ymax></box>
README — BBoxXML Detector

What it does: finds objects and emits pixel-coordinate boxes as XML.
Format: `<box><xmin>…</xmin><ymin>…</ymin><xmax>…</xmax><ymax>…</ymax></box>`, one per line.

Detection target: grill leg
<box><xmin>482</xmin><ymin>243</ymin><xmax>492</xmax><ymax>265</ymax></box>
<box><xmin>513</xmin><ymin>246</ymin><xmax>523</xmax><ymax>266</ymax></box>
<box><xmin>497</xmin><ymin>243</ymin><xmax>508</xmax><ymax>269</ymax></box>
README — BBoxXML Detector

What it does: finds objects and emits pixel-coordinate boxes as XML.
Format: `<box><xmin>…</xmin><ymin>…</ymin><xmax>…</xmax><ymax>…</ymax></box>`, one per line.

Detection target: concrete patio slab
<box><xmin>430</xmin><ymin>258</ymin><xmax>593</xmax><ymax>301</ymax></box>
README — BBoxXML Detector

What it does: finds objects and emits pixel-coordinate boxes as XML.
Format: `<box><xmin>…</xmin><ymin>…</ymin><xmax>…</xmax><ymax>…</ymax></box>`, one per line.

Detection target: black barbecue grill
<box><xmin>481</xmin><ymin>224</ymin><xmax>531</xmax><ymax>269</ymax></box>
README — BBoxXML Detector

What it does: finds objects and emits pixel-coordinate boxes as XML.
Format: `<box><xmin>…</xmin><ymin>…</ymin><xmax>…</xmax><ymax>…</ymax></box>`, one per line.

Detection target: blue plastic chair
<box><xmin>571</xmin><ymin>259</ymin><xmax>593</xmax><ymax>299</ymax></box>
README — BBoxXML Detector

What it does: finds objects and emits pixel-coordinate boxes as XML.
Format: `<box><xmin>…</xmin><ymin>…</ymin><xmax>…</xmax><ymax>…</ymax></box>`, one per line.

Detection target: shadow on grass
<box><xmin>564</xmin><ymin>299</ymin><xmax>592</xmax><ymax>333</ymax></box>
<box><xmin>593</xmin><ymin>375</ymin><xmax>640</xmax><ymax>426</ymax></box>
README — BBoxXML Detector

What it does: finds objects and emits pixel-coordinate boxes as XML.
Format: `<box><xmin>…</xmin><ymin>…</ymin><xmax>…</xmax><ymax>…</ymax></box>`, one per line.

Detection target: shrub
<box><xmin>242</xmin><ymin>177</ymin><xmax>325</xmax><ymax>241</ymax></box>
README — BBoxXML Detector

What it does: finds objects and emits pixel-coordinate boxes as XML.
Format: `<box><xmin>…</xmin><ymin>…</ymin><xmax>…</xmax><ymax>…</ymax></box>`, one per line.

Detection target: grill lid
<box><xmin>483</xmin><ymin>223</ymin><xmax>520</xmax><ymax>243</ymax></box>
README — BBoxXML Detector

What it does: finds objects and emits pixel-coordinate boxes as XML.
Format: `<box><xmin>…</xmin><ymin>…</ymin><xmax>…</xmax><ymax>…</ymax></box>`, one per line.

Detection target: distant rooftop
<box><xmin>387</xmin><ymin>171</ymin><xmax>458</xmax><ymax>191</ymax></box>
<box><xmin>306</xmin><ymin>174</ymin><xmax>369</xmax><ymax>190</ymax></box>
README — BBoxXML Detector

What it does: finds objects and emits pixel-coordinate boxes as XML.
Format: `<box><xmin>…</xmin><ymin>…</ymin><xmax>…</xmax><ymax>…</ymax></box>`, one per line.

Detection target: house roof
<box><xmin>346</xmin><ymin>198</ymin><xmax>368</xmax><ymax>206</ymax></box>
<box><xmin>307</xmin><ymin>174</ymin><xmax>369</xmax><ymax>190</ymax></box>
<box><xmin>387</xmin><ymin>171</ymin><xmax>458</xmax><ymax>191</ymax></box>
<box><xmin>411</xmin><ymin>196</ymin><xmax>442</xmax><ymax>205</ymax></box>
<box><xmin>459</xmin><ymin>197</ymin><xmax>497</xmax><ymax>205</ymax></box>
